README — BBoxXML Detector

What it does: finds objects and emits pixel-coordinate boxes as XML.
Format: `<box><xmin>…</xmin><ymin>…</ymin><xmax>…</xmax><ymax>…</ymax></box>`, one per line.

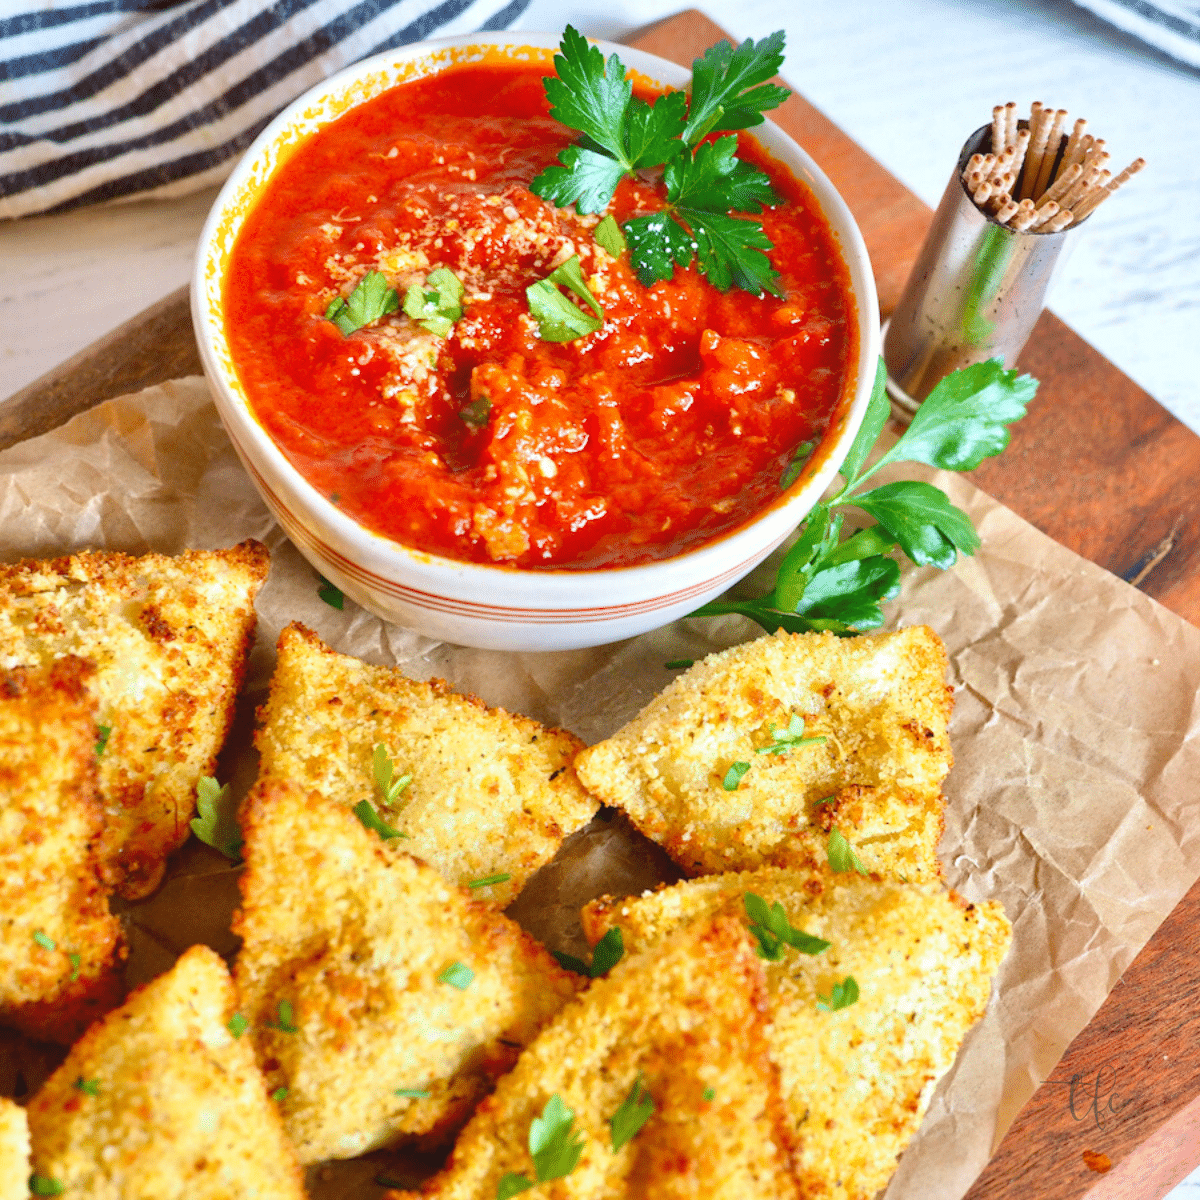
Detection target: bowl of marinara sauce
<box><xmin>193</xmin><ymin>32</ymin><xmax>880</xmax><ymax>651</ymax></box>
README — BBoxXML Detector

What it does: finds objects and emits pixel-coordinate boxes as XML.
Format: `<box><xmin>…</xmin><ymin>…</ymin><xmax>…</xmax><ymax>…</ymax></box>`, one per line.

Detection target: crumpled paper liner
<box><xmin>2</xmin><ymin>376</ymin><xmax>1199</xmax><ymax>1199</ymax></box>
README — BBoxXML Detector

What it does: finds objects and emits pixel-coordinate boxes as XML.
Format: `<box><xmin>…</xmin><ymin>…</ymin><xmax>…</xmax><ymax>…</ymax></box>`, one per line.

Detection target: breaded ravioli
<box><xmin>25</xmin><ymin>944</ymin><xmax>307</xmax><ymax>1200</ymax></box>
<box><xmin>582</xmin><ymin>868</ymin><xmax>1011</xmax><ymax>1200</ymax></box>
<box><xmin>574</xmin><ymin>627</ymin><xmax>953</xmax><ymax>881</ymax></box>
<box><xmin>386</xmin><ymin>916</ymin><xmax>799</xmax><ymax>1200</ymax></box>
<box><xmin>233</xmin><ymin>779</ymin><xmax>582</xmax><ymax>1164</ymax></box>
<box><xmin>0</xmin><ymin>1097</ymin><xmax>30</xmax><ymax>1200</ymax></box>
<box><xmin>254</xmin><ymin>623</ymin><xmax>598</xmax><ymax>905</ymax></box>
<box><xmin>0</xmin><ymin>540</ymin><xmax>269</xmax><ymax>899</ymax></box>
<box><xmin>0</xmin><ymin>657</ymin><xmax>124</xmax><ymax>1044</ymax></box>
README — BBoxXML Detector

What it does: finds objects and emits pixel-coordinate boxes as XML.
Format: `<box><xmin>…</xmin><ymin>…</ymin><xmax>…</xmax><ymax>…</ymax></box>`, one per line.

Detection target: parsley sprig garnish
<box><xmin>743</xmin><ymin>892</ymin><xmax>829</xmax><ymax>961</ymax></box>
<box><xmin>498</xmin><ymin>1093</ymin><xmax>586</xmax><ymax>1198</ymax></box>
<box><xmin>692</xmin><ymin>359</ymin><xmax>1035</xmax><ymax>634</ymax></box>
<box><xmin>531</xmin><ymin>26</ymin><xmax>790</xmax><ymax>295</ymax></box>
<box><xmin>552</xmin><ymin>926</ymin><xmax>624</xmax><ymax>977</ymax></box>
<box><xmin>190</xmin><ymin>776</ymin><xmax>243</xmax><ymax>860</ymax></box>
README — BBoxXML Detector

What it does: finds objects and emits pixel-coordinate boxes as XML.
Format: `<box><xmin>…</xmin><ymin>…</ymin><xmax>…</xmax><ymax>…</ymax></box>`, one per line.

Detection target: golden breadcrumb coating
<box><xmin>0</xmin><ymin>657</ymin><xmax>125</xmax><ymax>1044</ymax></box>
<box><xmin>574</xmin><ymin>627</ymin><xmax>953</xmax><ymax>882</ymax></box>
<box><xmin>582</xmin><ymin>867</ymin><xmax>1011</xmax><ymax>1200</ymax></box>
<box><xmin>233</xmin><ymin>779</ymin><xmax>582</xmax><ymax>1164</ymax></box>
<box><xmin>254</xmin><ymin>623</ymin><xmax>598</xmax><ymax>905</ymax></box>
<box><xmin>387</xmin><ymin>916</ymin><xmax>799</xmax><ymax>1200</ymax></box>
<box><xmin>25</xmin><ymin>944</ymin><xmax>308</xmax><ymax>1199</ymax></box>
<box><xmin>0</xmin><ymin>540</ymin><xmax>269</xmax><ymax>899</ymax></box>
<box><xmin>0</xmin><ymin>1097</ymin><xmax>30</xmax><ymax>1200</ymax></box>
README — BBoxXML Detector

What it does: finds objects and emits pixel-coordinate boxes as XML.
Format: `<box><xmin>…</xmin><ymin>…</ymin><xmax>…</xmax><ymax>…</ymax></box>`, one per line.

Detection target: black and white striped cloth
<box><xmin>1069</xmin><ymin>0</ymin><xmax>1200</xmax><ymax>68</ymax></box>
<box><xmin>0</xmin><ymin>0</ymin><xmax>531</xmax><ymax>220</ymax></box>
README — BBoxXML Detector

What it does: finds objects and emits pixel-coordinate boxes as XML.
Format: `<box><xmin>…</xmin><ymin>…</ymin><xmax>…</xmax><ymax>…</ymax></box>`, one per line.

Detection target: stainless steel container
<box><xmin>883</xmin><ymin>124</ymin><xmax>1076</xmax><ymax>414</ymax></box>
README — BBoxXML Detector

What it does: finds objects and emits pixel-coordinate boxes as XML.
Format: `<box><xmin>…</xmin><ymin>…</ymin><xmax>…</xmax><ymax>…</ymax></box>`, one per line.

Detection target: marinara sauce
<box><xmin>224</xmin><ymin>63</ymin><xmax>856</xmax><ymax>569</ymax></box>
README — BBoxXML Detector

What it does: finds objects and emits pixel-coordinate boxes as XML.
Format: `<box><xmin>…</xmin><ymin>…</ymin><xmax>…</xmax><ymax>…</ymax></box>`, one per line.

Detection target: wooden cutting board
<box><xmin>4</xmin><ymin>11</ymin><xmax>1199</xmax><ymax>1198</ymax></box>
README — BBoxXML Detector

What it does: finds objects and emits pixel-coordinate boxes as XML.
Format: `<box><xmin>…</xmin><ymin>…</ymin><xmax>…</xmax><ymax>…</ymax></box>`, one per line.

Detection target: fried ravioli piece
<box><xmin>582</xmin><ymin>868</ymin><xmax>1011</xmax><ymax>1200</ymax></box>
<box><xmin>254</xmin><ymin>622</ymin><xmax>598</xmax><ymax>905</ymax></box>
<box><xmin>25</xmin><ymin>944</ymin><xmax>307</xmax><ymax>1200</ymax></box>
<box><xmin>0</xmin><ymin>657</ymin><xmax>124</xmax><ymax>1044</ymax></box>
<box><xmin>233</xmin><ymin>779</ymin><xmax>582</xmax><ymax>1164</ymax></box>
<box><xmin>574</xmin><ymin>627</ymin><xmax>953</xmax><ymax>881</ymax></box>
<box><xmin>387</xmin><ymin>916</ymin><xmax>799</xmax><ymax>1200</ymax></box>
<box><xmin>0</xmin><ymin>1098</ymin><xmax>30</xmax><ymax>1200</ymax></box>
<box><xmin>0</xmin><ymin>540</ymin><xmax>269</xmax><ymax>899</ymax></box>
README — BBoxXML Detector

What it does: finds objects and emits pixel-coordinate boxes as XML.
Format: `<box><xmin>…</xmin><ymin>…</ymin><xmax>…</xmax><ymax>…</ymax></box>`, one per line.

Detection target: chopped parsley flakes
<box><xmin>326</xmin><ymin>269</ymin><xmax>399</xmax><ymax>335</ymax></box>
<box><xmin>609</xmin><ymin>1073</ymin><xmax>654</xmax><ymax>1152</ymax></box>
<box><xmin>467</xmin><ymin>872</ymin><xmax>512</xmax><ymax>889</ymax></box>
<box><xmin>190</xmin><ymin>776</ymin><xmax>243</xmax><ymax>860</ymax></box>
<box><xmin>722</xmin><ymin>760</ymin><xmax>750</xmax><ymax>790</ymax></box>
<box><xmin>403</xmin><ymin>267</ymin><xmax>464</xmax><ymax>336</ymax></box>
<box><xmin>827</xmin><ymin>828</ymin><xmax>868</xmax><ymax>876</ymax></box>
<box><xmin>499</xmin><ymin>1092</ymin><xmax>586</xmax><ymax>1195</ymax></box>
<box><xmin>526</xmin><ymin>255</ymin><xmax>604</xmax><ymax>342</ymax></box>
<box><xmin>817</xmin><ymin>976</ymin><xmax>860</xmax><ymax>1012</ymax></box>
<box><xmin>373</xmin><ymin>742</ymin><xmax>411</xmax><ymax>807</ymax></box>
<box><xmin>266</xmin><ymin>1000</ymin><xmax>299</xmax><ymax>1034</ymax></box>
<box><xmin>743</xmin><ymin>892</ymin><xmax>829</xmax><ymax>961</ymax></box>
<box><xmin>437</xmin><ymin>961</ymin><xmax>475</xmax><ymax>990</ymax></box>
<box><xmin>754</xmin><ymin>713</ymin><xmax>825</xmax><ymax>754</ymax></box>
<box><xmin>552</xmin><ymin>926</ymin><xmax>623</xmax><ymax>978</ymax></box>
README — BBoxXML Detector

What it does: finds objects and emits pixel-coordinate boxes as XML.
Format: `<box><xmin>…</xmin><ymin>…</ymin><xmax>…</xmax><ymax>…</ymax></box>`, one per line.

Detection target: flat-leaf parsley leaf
<box><xmin>326</xmin><ymin>269</ymin><xmax>399</xmax><ymax>335</ymax></box>
<box><xmin>689</xmin><ymin>358</ymin><xmax>1034</xmax><ymax>635</ymax></box>
<box><xmin>530</xmin><ymin>27</ymin><xmax>790</xmax><ymax>295</ymax></box>
<box><xmin>552</xmin><ymin>926</ymin><xmax>623</xmax><ymax>978</ymax></box>
<box><xmin>754</xmin><ymin>712</ymin><xmax>825</xmax><ymax>755</ymax></box>
<box><xmin>827</xmin><ymin>828</ymin><xmax>868</xmax><ymax>876</ymax></box>
<box><xmin>743</xmin><ymin>892</ymin><xmax>829</xmax><ymax>961</ymax></box>
<box><xmin>530</xmin><ymin>1093</ymin><xmax>585</xmax><ymax>1182</ymax></box>
<box><xmin>437</xmin><ymin>961</ymin><xmax>474</xmax><ymax>990</ymax></box>
<box><xmin>354</xmin><ymin>799</ymin><xmax>408</xmax><ymax>842</ymax></box>
<box><xmin>817</xmin><ymin>976</ymin><xmax>859</xmax><ymax>1012</ymax></box>
<box><xmin>190</xmin><ymin>776</ymin><xmax>243</xmax><ymax>860</ymax></box>
<box><xmin>317</xmin><ymin>575</ymin><xmax>344</xmax><ymax>609</ymax></box>
<box><xmin>373</xmin><ymin>743</ymin><xmax>411</xmax><ymax>807</ymax></box>
<box><xmin>527</xmin><ymin>254</ymin><xmax>604</xmax><ymax>342</ymax></box>
<box><xmin>610</xmin><ymin>1073</ymin><xmax>654</xmax><ymax>1152</ymax></box>
<box><xmin>403</xmin><ymin>267</ymin><xmax>464</xmax><ymax>336</ymax></box>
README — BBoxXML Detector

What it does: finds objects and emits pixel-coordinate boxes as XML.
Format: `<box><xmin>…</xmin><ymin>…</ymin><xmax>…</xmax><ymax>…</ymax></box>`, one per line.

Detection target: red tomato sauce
<box><xmin>224</xmin><ymin>63</ymin><xmax>856</xmax><ymax>569</ymax></box>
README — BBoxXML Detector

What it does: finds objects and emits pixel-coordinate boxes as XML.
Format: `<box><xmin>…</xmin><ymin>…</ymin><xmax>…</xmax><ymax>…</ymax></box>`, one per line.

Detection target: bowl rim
<box><xmin>192</xmin><ymin>29</ymin><xmax>880</xmax><ymax>603</ymax></box>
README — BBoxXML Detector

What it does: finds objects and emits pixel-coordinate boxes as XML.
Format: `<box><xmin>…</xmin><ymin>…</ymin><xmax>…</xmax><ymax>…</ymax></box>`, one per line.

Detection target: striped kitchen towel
<box><xmin>0</xmin><ymin>0</ymin><xmax>531</xmax><ymax>220</ymax></box>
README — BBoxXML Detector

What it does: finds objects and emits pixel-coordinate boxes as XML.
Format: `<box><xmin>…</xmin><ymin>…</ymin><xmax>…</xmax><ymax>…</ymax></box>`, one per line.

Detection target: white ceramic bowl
<box><xmin>193</xmin><ymin>32</ymin><xmax>880</xmax><ymax>652</ymax></box>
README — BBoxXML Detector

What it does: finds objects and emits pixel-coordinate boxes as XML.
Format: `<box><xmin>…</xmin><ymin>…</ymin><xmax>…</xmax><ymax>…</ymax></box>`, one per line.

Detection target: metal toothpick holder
<box><xmin>883</xmin><ymin>124</ymin><xmax>1076</xmax><ymax>416</ymax></box>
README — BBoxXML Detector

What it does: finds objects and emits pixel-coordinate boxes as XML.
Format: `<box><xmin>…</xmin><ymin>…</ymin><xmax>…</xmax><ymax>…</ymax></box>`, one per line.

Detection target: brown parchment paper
<box><xmin>2</xmin><ymin>376</ymin><xmax>1199</xmax><ymax>1199</ymax></box>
